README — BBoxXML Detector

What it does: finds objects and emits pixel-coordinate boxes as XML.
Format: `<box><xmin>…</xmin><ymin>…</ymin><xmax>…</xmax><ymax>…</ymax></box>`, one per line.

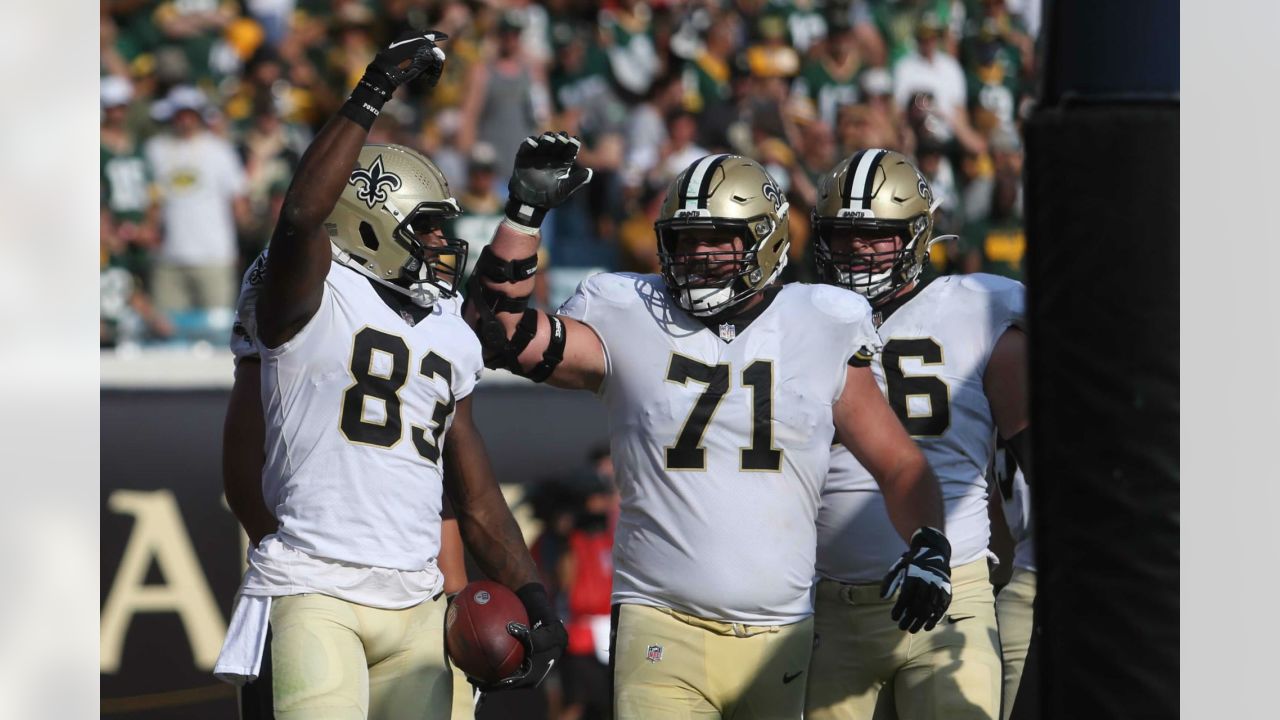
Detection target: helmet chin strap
<box><xmin>683</xmin><ymin>284</ymin><xmax>738</xmax><ymax>316</ymax></box>
<box><xmin>331</xmin><ymin>243</ymin><xmax>441</xmax><ymax>308</ymax></box>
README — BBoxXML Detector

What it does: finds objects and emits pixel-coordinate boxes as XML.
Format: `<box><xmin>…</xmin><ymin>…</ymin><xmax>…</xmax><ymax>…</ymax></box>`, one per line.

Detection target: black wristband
<box><xmin>515</xmin><ymin>583</ymin><xmax>556</xmax><ymax>627</ymax></box>
<box><xmin>504</xmin><ymin>196</ymin><xmax>549</xmax><ymax>230</ymax></box>
<box><xmin>339</xmin><ymin>77</ymin><xmax>391</xmax><ymax>131</ymax></box>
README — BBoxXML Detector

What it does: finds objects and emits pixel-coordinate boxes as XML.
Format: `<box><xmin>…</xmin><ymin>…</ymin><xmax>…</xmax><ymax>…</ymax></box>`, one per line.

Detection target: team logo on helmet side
<box><xmin>348</xmin><ymin>155</ymin><xmax>403</xmax><ymax>209</ymax></box>
<box><xmin>762</xmin><ymin>179</ymin><xmax>783</xmax><ymax>211</ymax></box>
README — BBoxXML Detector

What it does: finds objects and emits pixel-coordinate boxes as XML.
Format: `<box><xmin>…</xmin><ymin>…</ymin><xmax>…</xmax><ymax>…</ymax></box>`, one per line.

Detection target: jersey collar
<box><xmin>367</xmin><ymin>277</ymin><xmax>435</xmax><ymax>327</ymax></box>
<box><xmin>696</xmin><ymin>284</ymin><xmax>784</xmax><ymax>343</ymax></box>
<box><xmin>872</xmin><ymin>273</ymin><xmax>935</xmax><ymax>327</ymax></box>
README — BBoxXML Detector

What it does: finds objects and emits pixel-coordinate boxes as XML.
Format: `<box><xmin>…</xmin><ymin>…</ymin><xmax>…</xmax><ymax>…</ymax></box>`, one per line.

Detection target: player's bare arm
<box><xmin>835</xmin><ymin>363</ymin><xmax>953</xmax><ymax>632</ymax></box>
<box><xmin>257</xmin><ymin>31</ymin><xmax>447</xmax><ymax>348</ymax></box>
<box><xmin>442</xmin><ymin>395</ymin><xmax>566</xmax><ymax>689</ymax></box>
<box><xmin>441</xmin><ymin>396</ymin><xmax>536</xmax><ymax>589</ymax></box>
<box><xmin>222</xmin><ymin>358</ymin><xmax>277</xmax><ymax>546</ymax></box>
<box><xmin>439</xmin><ymin>495</ymin><xmax>468</xmax><ymax>595</ymax></box>
<box><xmin>462</xmin><ymin>133</ymin><xmax>603</xmax><ymax>390</ymax></box>
<box><xmin>985</xmin><ymin>326</ymin><xmax>1030</xmax><ymax>480</ymax></box>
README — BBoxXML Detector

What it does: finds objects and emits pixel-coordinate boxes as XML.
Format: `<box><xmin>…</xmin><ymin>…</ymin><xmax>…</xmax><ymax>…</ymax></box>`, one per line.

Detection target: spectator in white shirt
<box><xmin>622</xmin><ymin>71</ymin><xmax>686</xmax><ymax>192</ymax></box>
<box><xmin>144</xmin><ymin>86</ymin><xmax>248</xmax><ymax>314</ymax></box>
<box><xmin>892</xmin><ymin>13</ymin><xmax>987</xmax><ymax>155</ymax></box>
<box><xmin>657</xmin><ymin>110</ymin><xmax>709</xmax><ymax>185</ymax></box>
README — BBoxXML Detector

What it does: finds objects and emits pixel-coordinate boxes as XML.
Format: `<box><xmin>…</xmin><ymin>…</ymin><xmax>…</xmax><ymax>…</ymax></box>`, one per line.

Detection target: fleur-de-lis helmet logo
<box><xmin>348</xmin><ymin>155</ymin><xmax>403</xmax><ymax>209</ymax></box>
<box><xmin>761</xmin><ymin>179</ymin><xmax>783</xmax><ymax>211</ymax></box>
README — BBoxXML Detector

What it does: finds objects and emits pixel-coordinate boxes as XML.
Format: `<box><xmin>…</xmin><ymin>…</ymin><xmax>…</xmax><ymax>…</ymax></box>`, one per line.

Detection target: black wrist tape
<box><xmin>339</xmin><ymin>78</ymin><xmax>391</xmax><ymax>131</ymax></box>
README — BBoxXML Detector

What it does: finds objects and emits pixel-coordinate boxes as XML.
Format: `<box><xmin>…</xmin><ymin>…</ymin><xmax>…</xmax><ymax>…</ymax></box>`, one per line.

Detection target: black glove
<box><xmin>880</xmin><ymin>526</ymin><xmax>953</xmax><ymax>633</ymax></box>
<box><xmin>504</xmin><ymin>132</ymin><xmax>594</xmax><ymax>230</ymax></box>
<box><xmin>476</xmin><ymin>583</ymin><xmax>567</xmax><ymax>693</ymax></box>
<box><xmin>341</xmin><ymin>30</ymin><xmax>448</xmax><ymax>129</ymax></box>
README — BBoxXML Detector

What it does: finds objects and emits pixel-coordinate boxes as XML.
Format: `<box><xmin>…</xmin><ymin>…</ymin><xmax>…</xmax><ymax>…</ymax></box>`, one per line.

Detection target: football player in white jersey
<box><xmin>804</xmin><ymin>149</ymin><xmax>1030</xmax><ymax>720</ymax></box>
<box><xmin>223</xmin><ymin>249</ymin><xmax>478</xmax><ymax>720</ymax></box>
<box><xmin>212</xmin><ymin>31</ymin><xmax>565</xmax><ymax>719</ymax></box>
<box><xmin>461</xmin><ymin>140</ymin><xmax>952</xmax><ymax>718</ymax></box>
<box><xmin>989</xmin><ymin>447</ymin><xmax>1035</xmax><ymax>720</ymax></box>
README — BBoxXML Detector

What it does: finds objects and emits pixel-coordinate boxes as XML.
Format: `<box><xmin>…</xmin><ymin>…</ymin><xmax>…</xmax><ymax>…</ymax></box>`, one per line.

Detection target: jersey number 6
<box><xmin>339</xmin><ymin>327</ymin><xmax>456</xmax><ymax>463</ymax></box>
<box><xmin>882</xmin><ymin>338</ymin><xmax>950</xmax><ymax>437</ymax></box>
<box><xmin>664</xmin><ymin>354</ymin><xmax>783</xmax><ymax>472</ymax></box>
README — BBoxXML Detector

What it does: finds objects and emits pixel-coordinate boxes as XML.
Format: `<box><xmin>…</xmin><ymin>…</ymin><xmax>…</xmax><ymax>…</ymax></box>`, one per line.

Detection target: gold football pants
<box><xmin>995</xmin><ymin>568</ymin><xmax>1036</xmax><ymax>720</ymax></box>
<box><xmin>805</xmin><ymin>560</ymin><xmax>1002</xmax><ymax>720</ymax></box>
<box><xmin>269</xmin><ymin>593</ymin><xmax>453</xmax><ymax>720</ymax></box>
<box><xmin>613</xmin><ymin>603</ymin><xmax>813</xmax><ymax>719</ymax></box>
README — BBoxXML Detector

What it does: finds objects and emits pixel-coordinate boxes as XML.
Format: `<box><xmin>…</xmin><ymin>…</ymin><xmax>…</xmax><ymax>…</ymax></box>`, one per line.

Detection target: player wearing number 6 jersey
<box><xmin>805</xmin><ymin>149</ymin><xmax>1030</xmax><ymax>720</ymax></box>
<box><xmin>212</xmin><ymin>30</ymin><xmax>565</xmax><ymax>720</ymax></box>
<box><xmin>463</xmin><ymin>141</ymin><xmax>949</xmax><ymax>718</ymax></box>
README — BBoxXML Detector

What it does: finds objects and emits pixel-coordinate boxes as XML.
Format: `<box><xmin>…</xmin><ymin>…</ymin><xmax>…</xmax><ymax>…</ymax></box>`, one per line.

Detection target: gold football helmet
<box><xmin>327</xmin><ymin>144</ymin><xmax>467</xmax><ymax>306</ymax></box>
<box><xmin>812</xmin><ymin>149</ymin><xmax>940</xmax><ymax>303</ymax></box>
<box><xmin>655</xmin><ymin>154</ymin><xmax>791</xmax><ymax>316</ymax></box>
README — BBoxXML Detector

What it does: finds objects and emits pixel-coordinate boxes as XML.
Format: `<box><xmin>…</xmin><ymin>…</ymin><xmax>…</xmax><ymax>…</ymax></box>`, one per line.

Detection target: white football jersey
<box><xmin>816</xmin><ymin>274</ymin><xmax>1025</xmax><ymax>583</ymax></box>
<box><xmin>229</xmin><ymin>250</ymin><xmax>268</xmax><ymax>365</ymax></box>
<box><xmin>992</xmin><ymin>442</ymin><xmax>1035</xmax><ymax>572</ymax></box>
<box><xmin>250</xmin><ymin>261</ymin><xmax>482</xmax><ymax>576</ymax></box>
<box><xmin>559</xmin><ymin>273</ymin><xmax>880</xmax><ymax>624</ymax></box>
<box><xmin>231</xmin><ymin>250</ymin><xmax>466</xmax><ymax>364</ymax></box>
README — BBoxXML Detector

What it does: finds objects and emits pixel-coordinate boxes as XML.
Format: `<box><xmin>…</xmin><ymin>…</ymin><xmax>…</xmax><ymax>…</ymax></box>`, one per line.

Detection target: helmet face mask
<box><xmin>656</xmin><ymin>215</ymin><xmax>778</xmax><ymax>315</ymax></box>
<box><xmin>391</xmin><ymin>202</ymin><xmax>469</xmax><ymax>299</ymax></box>
<box><xmin>328</xmin><ymin>145</ymin><xmax>468</xmax><ymax>307</ymax></box>
<box><xmin>656</xmin><ymin>155</ymin><xmax>790</xmax><ymax>317</ymax></box>
<box><xmin>813</xmin><ymin>213</ymin><xmax>929</xmax><ymax>302</ymax></box>
<box><xmin>812</xmin><ymin>149</ymin><xmax>936</xmax><ymax>305</ymax></box>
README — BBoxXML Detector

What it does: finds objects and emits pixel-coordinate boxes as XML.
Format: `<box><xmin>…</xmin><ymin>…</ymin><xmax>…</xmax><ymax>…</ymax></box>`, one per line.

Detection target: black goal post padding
<box><xmin>1024</xmin><ymin>101</ymin><xmax>1178</xmax><ymax>720</ymax></box>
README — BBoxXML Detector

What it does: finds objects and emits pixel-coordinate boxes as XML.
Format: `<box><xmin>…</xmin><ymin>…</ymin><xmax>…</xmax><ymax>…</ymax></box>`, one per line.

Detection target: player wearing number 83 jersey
<box><xmin>215</xmin><ymin>32</ymin><xmax>568</xmax><ymax>719</ymax></box>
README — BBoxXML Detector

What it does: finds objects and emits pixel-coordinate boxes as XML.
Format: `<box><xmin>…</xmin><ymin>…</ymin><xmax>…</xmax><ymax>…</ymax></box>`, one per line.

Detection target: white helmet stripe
<box><xmin>683</xmin><ymin>153</ymin><xmax>729</xmax><ymax>210</ymax></box>
<box><xmin>848</xmin><ymin>148</ymin><xmax>887</xmax><ymax>210</ymax></box>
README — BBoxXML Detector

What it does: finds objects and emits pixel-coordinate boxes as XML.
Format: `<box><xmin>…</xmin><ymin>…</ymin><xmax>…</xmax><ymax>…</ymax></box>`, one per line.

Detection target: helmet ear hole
<box><xmin>359</xmin><ymin>221</ymin><xmax>380</xmax><ymax>251</ymax></box>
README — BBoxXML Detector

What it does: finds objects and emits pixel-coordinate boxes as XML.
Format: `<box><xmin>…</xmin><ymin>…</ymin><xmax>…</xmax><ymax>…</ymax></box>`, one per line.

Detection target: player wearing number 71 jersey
<box><xmin>463</xmin><ymin>140</ymin><xmax>951</xmax><ymax>718</ymax></box>
<box><xmin>805</xmin><ymin>149</ymin><xmax>1030</xmax><ymax>720</ymax></box>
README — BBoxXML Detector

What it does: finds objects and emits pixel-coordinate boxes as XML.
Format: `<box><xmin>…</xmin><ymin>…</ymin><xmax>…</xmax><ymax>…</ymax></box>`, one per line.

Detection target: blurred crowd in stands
<box><xmin>101</xmin><ymin>0</ymin><xmax>1038</xmax><ymax>350</ymax></box>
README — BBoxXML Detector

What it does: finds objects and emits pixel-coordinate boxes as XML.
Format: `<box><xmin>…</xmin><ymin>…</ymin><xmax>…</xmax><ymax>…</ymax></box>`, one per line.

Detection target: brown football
<box><xmin>444</xmin><ymin>581</ymin><xmax>528</xmax><ymax>684</ymax></box>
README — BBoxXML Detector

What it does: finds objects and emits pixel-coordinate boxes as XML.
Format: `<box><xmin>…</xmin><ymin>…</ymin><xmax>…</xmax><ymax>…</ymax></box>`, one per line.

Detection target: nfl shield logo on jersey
<box><xmin>646</xmin><ymin>644</ymin><xmax>663</xmax><ymax>663</ymax></box>
<box><xmin>718</xmin><ymin>323</ymin><xmax>736</xmax><ymax>341</ymax></box>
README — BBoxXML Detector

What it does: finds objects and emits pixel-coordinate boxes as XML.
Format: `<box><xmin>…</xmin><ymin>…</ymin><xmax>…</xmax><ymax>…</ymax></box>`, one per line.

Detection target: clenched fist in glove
<box><xmin>504</xmin><ymin>132</ymin><xmax>594</xmax><ymax>232</ymax></box>
<box><xmin>476</xmin><ymin>583</ymin><xmax>568</xmax><ymax>694</ymax></box>
<box><xmin>880</xmin><ymin>526</ymin><xmax>953</xmax><ymax>633</ymax></box>
<box><xmin>341</xmin><ymin>30</ymin><xmax>448</xmax><ymax>130</ymax></box>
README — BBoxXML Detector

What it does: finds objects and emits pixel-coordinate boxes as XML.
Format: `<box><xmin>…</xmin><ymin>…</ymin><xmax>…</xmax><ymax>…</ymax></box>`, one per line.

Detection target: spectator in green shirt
<box><xmin>100</xmin><ymin>76</ymin><xmax>159</xmax><ymax>286</ymax></box>
<box><xmin>792</xmin><ymin>12</ymin><xmax>864</xmax><ymax>128</ymax></box>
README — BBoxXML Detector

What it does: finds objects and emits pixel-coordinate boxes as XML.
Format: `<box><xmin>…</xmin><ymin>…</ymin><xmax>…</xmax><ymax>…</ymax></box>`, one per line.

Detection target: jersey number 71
<box><xmin>663</xmin><ymin>353</ymin><xmax>783</xmax><ymax>472</ymax></box>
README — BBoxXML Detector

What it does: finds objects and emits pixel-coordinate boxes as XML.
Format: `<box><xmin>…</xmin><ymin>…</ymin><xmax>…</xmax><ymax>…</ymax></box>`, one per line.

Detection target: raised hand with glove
<box><xmin>503</xmin><ymin>131</ymin><xmax>595</xmax><ymax>233</ymax></box>
<box><xmin>340</xmin><ymin>29</ymin><xmax>449</xmax><ymax>130</ymax></box>
<box><xmin>880</xmin><ymin>526</ymin><xmax>953</xmax><ymax>633</ymax></box>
